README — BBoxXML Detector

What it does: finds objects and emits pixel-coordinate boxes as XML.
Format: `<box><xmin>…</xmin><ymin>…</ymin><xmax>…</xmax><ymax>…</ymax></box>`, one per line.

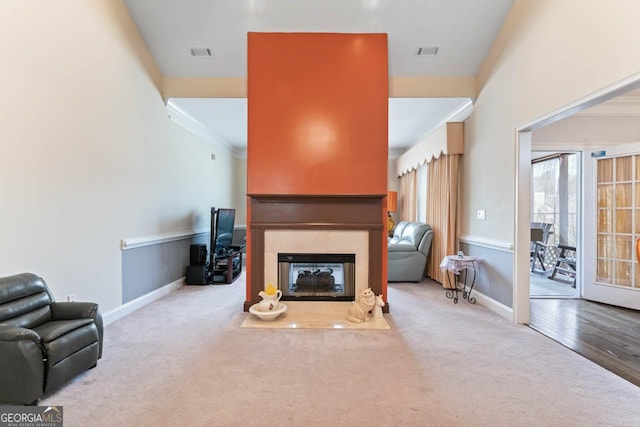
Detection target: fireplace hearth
<box><xmin>278</xmin><ymin>253</ymin><xmax>355</xmax><ymax>301</ymax></box>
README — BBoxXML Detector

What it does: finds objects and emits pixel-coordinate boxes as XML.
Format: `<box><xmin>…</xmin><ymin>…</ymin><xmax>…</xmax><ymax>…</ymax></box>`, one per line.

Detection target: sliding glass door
<box><xmin>530</xmin><ymin>152</ymin><xmax>579</xmax><ymax>297</ymax></box>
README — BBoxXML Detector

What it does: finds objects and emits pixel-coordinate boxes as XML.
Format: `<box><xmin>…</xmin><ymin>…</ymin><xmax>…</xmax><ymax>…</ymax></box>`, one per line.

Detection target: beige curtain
<box><xmin>400</xmin><ymin>169</ymin><xmax>417</xmax><ymax>221</ymax></box>
<box><xmin>426</xmin><ymin>154</ymin><xmax>460</xmax><ymax>286</ymax></box>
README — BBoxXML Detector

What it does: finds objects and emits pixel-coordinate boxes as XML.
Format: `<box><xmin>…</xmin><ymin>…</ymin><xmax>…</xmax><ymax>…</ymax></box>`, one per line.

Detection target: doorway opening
<box><xmin>515</xmin><ymin>75</ymin><xmax>640</xmax><ymax>385</ymax></box>
<box><xmin>514</xmin><ymin>73</ymin><xmax>640</xmax><ymax>324</ymax></box>
<box><xmin>529</xmin><ymin>152</ymin><xmax>580</xmax><ymax>298</ymax></box>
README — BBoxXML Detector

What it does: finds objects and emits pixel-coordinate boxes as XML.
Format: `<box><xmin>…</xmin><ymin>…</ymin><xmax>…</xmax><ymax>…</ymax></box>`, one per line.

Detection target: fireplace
<box><xmin>245</xmin><ymin>195</ymin><xmax>386</xmax><ymax>312</ymax></box>
<box><xmin>278</xmin><ymin>253</ymin><xmax>355</xmax><ymax>301</ymax></box>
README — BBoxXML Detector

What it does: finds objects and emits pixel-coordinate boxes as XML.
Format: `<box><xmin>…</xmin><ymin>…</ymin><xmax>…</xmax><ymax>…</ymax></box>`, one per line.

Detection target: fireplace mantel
<box><xmin>245</xmin><ymin>195</ymin><xmax>386</xmax><ymax>312</ymax></box>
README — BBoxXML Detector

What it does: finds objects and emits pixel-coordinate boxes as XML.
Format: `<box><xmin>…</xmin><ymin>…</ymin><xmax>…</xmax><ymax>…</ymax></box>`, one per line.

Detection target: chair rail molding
<box><xmin>120</xmin><ymin>228</ymin><xmax>209</xmax><ymax>250</ymax></box>
<box><xmin>458</xmin><ymin>235</ymin><xmax>513</xmax><ymax>253</ymax></box>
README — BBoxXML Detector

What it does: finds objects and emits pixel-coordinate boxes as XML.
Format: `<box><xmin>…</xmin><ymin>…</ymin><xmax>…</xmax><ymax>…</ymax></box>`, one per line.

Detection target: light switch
<box><xmin>477</xmin><ymin>210</ymin><xmax>486</xmax><ymax>221</ymax></box>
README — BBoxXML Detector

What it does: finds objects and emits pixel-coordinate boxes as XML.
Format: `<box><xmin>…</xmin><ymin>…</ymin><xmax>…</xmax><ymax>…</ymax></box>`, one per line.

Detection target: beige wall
<box><xmin>162</xmin><ymin>76</ymin><xmax>477</xmax><ymax>99</ymax></box>
<box><xmin>0</xmin><ymin>0</ymin><xmax>233</xmax><ymax>311</ymax></box>
<box><xmin>462</xmin><ymin>0</ymin><xmax>640</xmax><ymax>242</ymax></box>
<box><xmin>533</xmin><ymin>115</ymin><xmax>640</xmax><ymax>149</ymax></box>
<box><xmin>233</xmin><ymin>156</ymin><xmax>248</xmax><ymax>226</ymax></box>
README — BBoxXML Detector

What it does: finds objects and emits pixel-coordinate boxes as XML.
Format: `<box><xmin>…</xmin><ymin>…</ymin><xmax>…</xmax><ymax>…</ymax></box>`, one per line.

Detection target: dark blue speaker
<box><xmin>190</xmin><ymin>244</ymin><xmax>207</xmax><ymax>265</ymax></box>
<box><xmin>186</xmin><ymin>265</ymin><xmax>210</xmax><ymax>285</ymax></box>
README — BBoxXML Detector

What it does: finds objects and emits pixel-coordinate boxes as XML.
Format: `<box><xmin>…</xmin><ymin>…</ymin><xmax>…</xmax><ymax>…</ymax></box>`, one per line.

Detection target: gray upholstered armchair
<box><xmin>388</xmin><ymin>221</ymin><xmax>434</xmax><ymax>282</ymax></box>
<box><xmin>0</xmin><ymin>273</ymin><xmax>103</xmax><ymax>405</ymax></box>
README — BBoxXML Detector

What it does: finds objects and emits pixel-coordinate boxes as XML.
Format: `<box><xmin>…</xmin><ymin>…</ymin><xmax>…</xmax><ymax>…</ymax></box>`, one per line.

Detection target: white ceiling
<box><xmin>124</xmin><ymin>0</ymin><xmax>515</xmax><ymax>151</ymax></box>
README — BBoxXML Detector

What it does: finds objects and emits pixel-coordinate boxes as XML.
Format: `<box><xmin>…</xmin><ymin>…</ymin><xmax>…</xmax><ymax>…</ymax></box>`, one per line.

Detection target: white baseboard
<box><xmin>103</xmin><ymin>277</ymin><xmax>184</xmax><ymax>326</ymax></box>
<box><xmin>466</xmin><ymin>287</ymin><xmax>513</xmax><ymax>321</ymax></box>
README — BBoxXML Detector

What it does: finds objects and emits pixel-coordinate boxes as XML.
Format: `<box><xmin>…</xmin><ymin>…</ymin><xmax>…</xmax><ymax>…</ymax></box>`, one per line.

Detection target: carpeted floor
<box><xmin>41</xmin><ymin>273</ymin><xmax>640</xmax><ymax>426</ymax></box>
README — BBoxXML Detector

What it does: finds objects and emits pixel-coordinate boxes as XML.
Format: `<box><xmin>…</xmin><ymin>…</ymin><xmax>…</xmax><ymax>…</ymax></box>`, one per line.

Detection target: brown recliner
<box><xmin>0</xmin><ymin>273</ymin><xmax>103</xmax><ymax>405</ymax></box>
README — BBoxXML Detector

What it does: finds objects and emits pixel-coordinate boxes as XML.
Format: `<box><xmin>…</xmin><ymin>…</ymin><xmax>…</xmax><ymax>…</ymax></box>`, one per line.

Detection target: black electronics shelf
<box><xmin>212</xmin><ymin>246</ymin><xmax>243</xmax><ymax>284</ymax></box>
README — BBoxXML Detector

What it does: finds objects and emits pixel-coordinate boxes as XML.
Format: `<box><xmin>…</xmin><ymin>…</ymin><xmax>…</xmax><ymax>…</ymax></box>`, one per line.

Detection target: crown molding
<box><xmin>388</xmin><ymin>148</ymin><xmax>405</xmax><ymax>159</ymax></box>
<box><xmin>166</xmin><ymin>100</ymin><xmax>233</xmax><ymax>152</ymax></box>
<box><xmin>406</xmin><ymin>99</ymin><xmax>473</xmax><ymax>150</ymax></box>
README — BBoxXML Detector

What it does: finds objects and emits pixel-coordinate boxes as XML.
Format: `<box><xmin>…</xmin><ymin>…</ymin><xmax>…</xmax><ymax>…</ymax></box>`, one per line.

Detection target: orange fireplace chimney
<box><xmin>245</xmin><ymin>32</ymin><xmax>389</xmax><ymax>309</ymax></box>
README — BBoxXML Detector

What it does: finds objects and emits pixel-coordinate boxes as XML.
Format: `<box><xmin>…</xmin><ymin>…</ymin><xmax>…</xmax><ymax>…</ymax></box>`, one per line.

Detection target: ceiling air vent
<box><xmin>190</xmin><ymin>47</ymin><xmax>213</xmax><ymax>57</ymax></box>
<box><xmin>416</xmin><ymin>46</ymin><xmax>439</xmax><ymax>56</ymax></box>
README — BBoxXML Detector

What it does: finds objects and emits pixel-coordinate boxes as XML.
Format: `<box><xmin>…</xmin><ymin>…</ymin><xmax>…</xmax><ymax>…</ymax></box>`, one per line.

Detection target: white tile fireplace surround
<box><xmin>264</xmin><ymin>230</ymin><xmax>369</xmax><ymax>295</ymax></box>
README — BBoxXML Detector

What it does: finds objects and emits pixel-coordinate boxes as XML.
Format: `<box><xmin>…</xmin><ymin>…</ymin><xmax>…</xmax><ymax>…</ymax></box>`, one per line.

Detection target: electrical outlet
<box><xmin>477</xmin><ymin>210</ymin><xmax>486</xmax><ymax>221</ymax></box>
<box><xmin>67</xmin><ymin>294</ymin><xmax>76</xmax><ymax>302</ymax></box>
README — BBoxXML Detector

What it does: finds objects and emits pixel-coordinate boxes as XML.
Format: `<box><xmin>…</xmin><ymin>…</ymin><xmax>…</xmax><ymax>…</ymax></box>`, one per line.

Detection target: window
<box><xmin>531</xmin><ymin>153</ymin><xmax>578</xmax><ymax>246</ymax></box>
<box><xmin>417</xmin><ymin>163</ymin><xmax>427</xmax><ymax>223</ymax></box>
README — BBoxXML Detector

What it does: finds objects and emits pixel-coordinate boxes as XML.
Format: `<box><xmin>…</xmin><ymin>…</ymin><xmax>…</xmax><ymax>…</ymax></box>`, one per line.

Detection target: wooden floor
<box><xmin>529</xmin><ymin>298</ymin><xmax>640</xmax><ymax>387</ymax></box>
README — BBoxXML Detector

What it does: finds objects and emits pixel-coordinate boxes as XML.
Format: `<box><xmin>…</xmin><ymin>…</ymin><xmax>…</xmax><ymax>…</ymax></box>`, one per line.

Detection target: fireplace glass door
<box><xmin>278</xmin><ymin>253</ymin><xmax>355</xmax><ymax>301</ymax></box>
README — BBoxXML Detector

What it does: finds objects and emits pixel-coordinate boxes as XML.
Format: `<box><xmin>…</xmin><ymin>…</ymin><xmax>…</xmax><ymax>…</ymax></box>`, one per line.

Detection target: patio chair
<box><xmin>530</xmin><ymin>222</ymin><xmax>554</xmax><ymax>273</ymax></box>
<box><xmin>550</xmin><ymin>244</ymin><xmax>576</xmax><ymax>286</ymax></box>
